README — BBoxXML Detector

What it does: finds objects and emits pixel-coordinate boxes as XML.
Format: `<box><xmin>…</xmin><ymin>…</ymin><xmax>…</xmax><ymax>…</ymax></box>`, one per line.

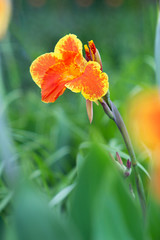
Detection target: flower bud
<box><xmin>86</xmin><ymin>99</ymin><xmax>93</xmax><ymax>124</ymax></box>
<box><xmin>126</xmin><ymin>159</ymin><xmax>131</xmax><ymax>169</ymax></box>
<box><xmin>95</xmin><ymin>48</ymin><xmax>103</xmax><ymax>71</ymax></box>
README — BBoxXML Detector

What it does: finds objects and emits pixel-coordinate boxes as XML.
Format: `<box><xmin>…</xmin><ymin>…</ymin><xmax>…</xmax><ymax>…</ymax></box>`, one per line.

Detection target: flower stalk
<box><xmin>100</xmin><ymin>98</ymin><xmax>146</xmax><ymax>218</ymax></box>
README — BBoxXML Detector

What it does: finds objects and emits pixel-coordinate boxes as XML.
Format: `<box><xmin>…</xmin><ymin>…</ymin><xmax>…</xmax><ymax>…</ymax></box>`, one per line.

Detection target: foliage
<box><xmin>0</xmin><ymin>0</ymin><xmax>160</xmax><ymax>239</ymax></box>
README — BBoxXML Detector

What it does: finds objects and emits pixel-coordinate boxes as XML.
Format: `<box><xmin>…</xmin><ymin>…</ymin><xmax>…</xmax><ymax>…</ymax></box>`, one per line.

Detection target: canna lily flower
<box><xmin>30</xmin><ymin>34</ymin><xmax>109</xmax><ymax>104</ymax></box>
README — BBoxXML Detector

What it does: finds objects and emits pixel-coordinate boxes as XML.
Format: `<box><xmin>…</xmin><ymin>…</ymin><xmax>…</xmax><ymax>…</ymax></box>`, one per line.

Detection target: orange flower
<box><xmin>30</xmin><ymin>34</ymin><xmax>109</xmax><ymax>103</ymax></box>
<box><xmin>128</xmin><ymin>89</ymin><xmax>160</xmax><ymax>151</ymax></box>
<box><xmin>128</xmin><ymin>89</ymin><xmax>160</xmax><ymax>202</ymax></box>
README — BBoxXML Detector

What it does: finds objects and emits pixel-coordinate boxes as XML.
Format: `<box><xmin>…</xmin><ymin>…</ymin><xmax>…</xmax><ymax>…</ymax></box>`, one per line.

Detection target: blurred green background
<box><xmin>0</xmin><ymin>0</ymin><xmax>159</xmax><ymax>239</ymax></box>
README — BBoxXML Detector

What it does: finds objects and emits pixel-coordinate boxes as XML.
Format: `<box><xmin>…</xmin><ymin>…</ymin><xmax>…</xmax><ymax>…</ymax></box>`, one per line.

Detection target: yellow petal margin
<box><xmin>54</xmin><ymin>34</ymin><xmax>83</xmax><ymax>59</ymax></box>
<box><xmin>30</xmin><ymin>53</ymin><xmax>57</xmax><ymax>87</ymax></box>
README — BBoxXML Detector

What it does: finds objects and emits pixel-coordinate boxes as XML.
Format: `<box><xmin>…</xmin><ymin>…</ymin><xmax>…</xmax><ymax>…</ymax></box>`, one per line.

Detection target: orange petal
<box><xmin>41</xmin><ymin>62</ymin><xmax>67</xmax><ymax>103</ymax></box>
<box><xmin>42</xmin><ymin>82</ymin><xmax>66</xmax><ymax>103</ymax></box>
<box><xmin>73</xmin><ymin>53</ymin><xmax>87</xmax><ymax>71</ymax></box>
<box><xmin>41</xmin><ymin>51</ymin><xmax>87</xmax><ymax>103</ymax></box>
<box><xmin>56</xmin><ymin>51</ymin><xmax>86</xmax><ymax>76</ymax></box>
<box><xmin>128</xmin><ymin>89</ymin><xmax>160</xmax><ymax>151</ymax></box>
<box><xmin>60</xmin><ymin>50</ymin><xmax>78</xmax><ymax>66</ymax></box>
<box><xmin>65</xmin><ymin>62</ymin><xmax>109</xmax><ymax>101</ymax></box>
<box><xmin>30</xmin><ymin>53</ymin><xmax>57</xmax><ymax>87</ymax></box>
<box><xmin>60</xmin><ymin>51</ymin><xmax>86</xmax><ymax>79</ymax></box>
<box><xmin>54</xmin><ymin>34</ymin><xmax>83</xmax><ymax>59</ymax></box>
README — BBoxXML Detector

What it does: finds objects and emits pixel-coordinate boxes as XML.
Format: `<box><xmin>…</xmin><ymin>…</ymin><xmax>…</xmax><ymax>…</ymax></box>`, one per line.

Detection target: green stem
<box><xmin>100</xmin><ymin>99</ymin><xmax>146</xmax><ymax>218</ymax></box>
<box><xmin>99</xmin><ymin>99</ymin><xmax>114</xmax><ymax>120</ymax></box>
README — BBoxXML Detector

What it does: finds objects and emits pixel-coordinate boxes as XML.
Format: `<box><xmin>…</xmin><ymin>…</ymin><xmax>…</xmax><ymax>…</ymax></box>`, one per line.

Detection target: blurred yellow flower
<box><xmin>0</xmin><ymin>0</ymin><xmax>12</xmax><ymax>39</ymax></box>
<box><xmin>128</xmin><ymin>88</ymin><xmax>160</xmax><ymax>152</ymax></box>
<box><xmin>128</xmin><ymin>88</ymin><xmax>160</xmax><ymax>201</ymax></box>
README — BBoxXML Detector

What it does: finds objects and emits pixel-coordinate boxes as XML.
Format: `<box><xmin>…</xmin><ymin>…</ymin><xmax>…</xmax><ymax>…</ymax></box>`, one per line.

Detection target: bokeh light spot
<box><xmin>105</xmin><ymin>0</ymin><xmax>124</xmax><ymax>7</ymax></box>
<box><xmin>128</xmin><ymin>89</ymin><xmax>160</xmax><ymax>152</ymax></box>
<box><xmin>28</xmin><ymin>0</ymin><xmax>47</xmax><ymax>8</ymax></box>
<box><xmin>76</xmin><ymin>0</ymin><xmax>93</xmax><ymax>8</ymax></box>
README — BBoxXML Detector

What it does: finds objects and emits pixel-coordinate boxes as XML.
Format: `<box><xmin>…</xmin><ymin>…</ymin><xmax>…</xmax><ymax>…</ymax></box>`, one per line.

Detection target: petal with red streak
<box><xmin>55</xmin><ymin>51</ymin><xmax>86</xmax><ymax>76</ymax></box>
<box><xmin>41</xmin><ymin>62</ymin><xmax>67</xmax><ymax>103</ymax></box>
<box><xmin>30</xmin><ymin>53</ymin><xmax>57</xmax><ymax>87</ymax></box>
<box><xmin>41</xmin><ymin>51</ymin><xmax>87</xmax><ymax>103</ymax></box>
<box><xmin>58</xmin><ymin>51</ymin><xmax>85</xmax><ymax>79</ymax></box>
<box><xmin>42</xmin><ymin>82</ymin><xmax>66</xmax><ymax>103</ymax></box>
<box><xmin>65</xmin><ymin>62</ymin><xmax>109</xmax><ymax>101</ymax></box>
<box><xmin>61</xmin><ymin>50</ymin><xmax>78</xmax><ymax>66</ymax></box>
<box><xmin>54</xmin><ymin>34</ymin><xmax>82</xmax><ymax>58</ymax></box>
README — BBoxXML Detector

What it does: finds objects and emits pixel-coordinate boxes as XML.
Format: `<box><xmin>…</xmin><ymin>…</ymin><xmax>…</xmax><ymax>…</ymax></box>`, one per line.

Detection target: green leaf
<box><xmin>0</xmin><ymin>191</ymin><xmax>13</xmax><ymax>213</ymax></box>
<box><xmin>137</xmin><ymin>162</ymin><xmax>151</xmax><ymax>180</ymax></box>
<box><xmin>76</xmin><ymin>152</ymin><xmax>85</xmax><ymax>174</ymax></box>
<box><xmin>49</xmin><ymin>183</ymin><xmax>76</xmax><ymax>208</ymax></box>
<box><xmin>148</xmin><ymin>198</ymin><xmax>160</xmax><ymax>240</ymax></box>
<box><xmin>13</xmin><ymin>183</ymin><xmax>81</xmax><ymax>240</ymax></box>
<box><xmin>79</xmin><ymin>141</ymin><xmax>130</xmax><ymax>160</ymax></box>
<box><xmin>70</xmin><ymin>143</ymin><xmax>144</xmax><ymax>240</ymax></box>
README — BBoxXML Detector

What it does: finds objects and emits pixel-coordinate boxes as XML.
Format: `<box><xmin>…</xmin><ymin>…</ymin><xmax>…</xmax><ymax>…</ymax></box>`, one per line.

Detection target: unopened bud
<box><xmin>95</xmin><ymin>49</ymin><xmax>103</xmax><ymax>71</ymax></box>
<box><xmin>124</xmin><ymin>172</ymin><xmax>130</xmax><ymax>178</ymax></box>
<box><xmin>86</xmin><ymin>99</ymin><xmax>93</xmax><ymax>124</ymax></box>
<box><xmin>88</xmin><ymin>40</ymin><xmax>96</xmax><ymax>55</ymax></box>
<box><xmin>116</xmin><ymin>152</ymin><xmax>123</xmax><ymax>165</ymax></box>
<box><xmin>84</xmin><ymin>44</ymin><xmax>91</xmax><ymax>61</ymax></box>
<box><xmin>126</xmin><ymin>159</ymin><xmax>131</xmax><ymax>169</ymax></box>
